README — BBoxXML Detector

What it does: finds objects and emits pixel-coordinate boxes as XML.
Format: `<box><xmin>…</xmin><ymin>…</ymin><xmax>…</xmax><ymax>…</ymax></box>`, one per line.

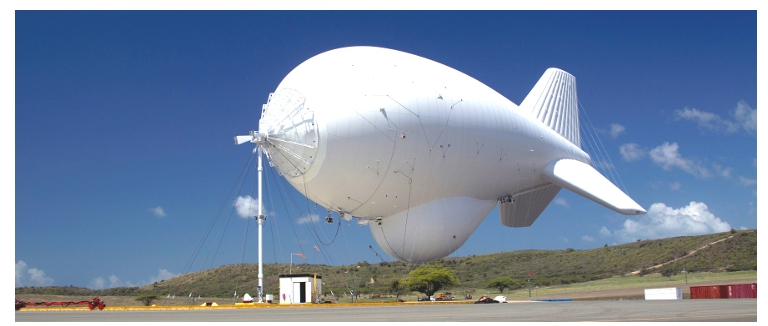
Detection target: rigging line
<box><xmin>581</xmin><ymin>111</ymin><xmax>615</xmax><ymax>183</ymax></box>
<box><xmin>183</xmin><ymin>150</ymin><xmax>255</xmax><ymax>274</ymax></box>
<box><xmin>326</xmin><ymin>221</ymin><xmax>357</xmax><ymax>270</ymax></box>
<box><xmin>351</xmin><ymin>107</ymin><xmax>395</xmax><ymax>142</ymax></box>
<box><xmin>236</xmin><ymin>217</ymin><xmax>250</xmax><ymax>296</ymax></box>
<box><xmin>524</xmin><ymin>164</ymin><xmax>535</xmax><ymax>251</ymax></box>
<box><xmin>349</xmin><ymin>130</ymin><xmax>401</xmax><ymax>216</ymax></box>
<box><xmin>578</xmin><ymin>119</ymin><xmax>600</xmax><ymax>166</ymax></box>
<box><xmin>273</xmin><ymin>169</ymin><xmax>333</xmax><ymax>267</ymax></box>
<box><xmin>577</xmin><ymin>114</ymin><xmax>597</xmax><ymax>158</ymax></box>
<box><xmin>377</xmin><ymin>222</ymin><xmax>408</xmax><ymax>261</ymax></box>
<box><xmin>338</xmin><ymin>223</ymin><xmax>357</xmax><ymax>293</ymax></box>
<box><xmin>578</xmin><ymin>100</ymin><xmax>625</xmax><ymax>191</ymax></box>
<box><xmin>579</xmin><ymin>116</ymin><xmax>614</xmax><ymax>188</ymax></box>
<box><xmin>264</xmin><ymin>164</ymin><xmax>281</xmax><ymax>265</ymax></box>
<box><xmin>401</xmin><ymin>164</ymin><xmax>415</xmax><ymax>262</ymax></box>
<box><xmin>575</xmin><ymin>102</ymin><xmax>605</xmax><ymax>166</ymax></box>
<box><xmin>289</xmin><ymin>174</ymin><xmax>333</xmax><ymax>264</ymax></box>
<box><xmin>239</xmin><ymin>159</ymin><xmax>258</xmax><ymax>266</ymax></box>
<box><xmin>207</xmin><ymin>155</ymin><xmax>260</xmax><ymax>269</ymax></box>
<box><xmin>269</xmin><ymin>167</ymin><xmax>307</xmax><ymax>267</ymax></box>
<box><xmin>394</xmin><ymin>166</ymin><xmax>417</xmax><ymax>266</ymax></box>
<box><xmin>430</xmin><ymin>98</ymin><xmax>463</xmax><ymax>149</ymax></box>
<box><xmin>266</xmin><ymin>219</ymin><xmax>279</xmax><ymax>275</ymax></box>
<box><xmin>450</xmin><ymin>235</ymin><xmax>461</xmax><ymax>273</ymax></box>
<box><xmin>235</xmin><ymin>170</ymin><xmax>255</xmax><ymax>294</ymax></box>
<box><xmin>368</xmin><ymin>245</ymin><xmax>386</xmax><ymax>263</ymax></box>
<box><xmin>578</xmin><ymin>100</ymin><xmax>628</xmax><ymax>194</ymax></box>
<box><xmin>579</xmin><ymin>103</ymin><xmax>626</xmax><ymax>192</ymax></box>
<box><xmin>207</xmin><ymin>165</ymin><xmax>253</xmax><ymax>269</ymax></box>
<box><xmin>296</xmin><ymin>169</ymin><xmax>342</xmax><ymax>253</ymax></box>
<box><xmin>292</xmin><ymin>175</ymin><xmax>325</xmax><ymax>246</ymax></box>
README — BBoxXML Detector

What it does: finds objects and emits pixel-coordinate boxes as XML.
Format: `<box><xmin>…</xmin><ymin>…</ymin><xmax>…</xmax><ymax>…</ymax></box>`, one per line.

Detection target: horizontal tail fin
<box><xmin>542</xmin><ymin>159</ymin><xmax>646</xmax><ymax>215</ymax></box>
<box><xmin>520</xmin><ymin>68</ymin><xmax>580</xmax><ymax>147</ymax></box>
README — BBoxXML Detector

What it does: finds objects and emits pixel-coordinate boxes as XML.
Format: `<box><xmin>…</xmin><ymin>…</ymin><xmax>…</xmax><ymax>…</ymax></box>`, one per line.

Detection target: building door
<box><xmin>293</xmin><ymin>282</ymin><xmax>306</xmax><ymax>303</ymax></box>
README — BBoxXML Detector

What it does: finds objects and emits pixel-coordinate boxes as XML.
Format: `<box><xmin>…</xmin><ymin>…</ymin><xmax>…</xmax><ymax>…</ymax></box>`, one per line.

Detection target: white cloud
<box><xmin>234</xmin><ymin>195</ymin><xmax>263</xmax><ymax>218</ymax></box>
<box><xmin>150</xmin><ymin>269</ymin><xmax>178</xmax><ymax>283</ymax></box>
<box><xmin>90</xmin><ymin>277</ymin><xmax>106</xmax><ymax>290</ymax></box>
<box><xmin>94</xmin><ymin>274</ymin><xmax>136</xmax><ymax>290</ymax></box>
<box><xmin>675</xmin><ymin>107</ymin><xmax>739</xmax><ymax>133</ymax></box>
<box><xmin>674</xmin><ymin>101</ymin><xmax>756</xmax><ymax>136</ymax></box>
<box><xmin>739</xmin><ymin>176</ymin><xmax>756</xmax><ymax>186</ymax></box>
<box><xmin>109</xmin><ymin>275</ymin><xmax>123</xmax><ymax>288</ymax></box>
<box><xmin>619</xmin><ymin>143</ymin><xmax>646</xmax><ymax>162</ymax></box>
<box><xmin>16</xmin><ymin>261</ymin><xmax>54</xmax><ymax>287</ymax></box>
<box><xmin>15</xmin><ymin>261</ymin><xmax>27</xmax><ymax>287</ymax></box>
<box><xmin>649</xmin><ymin>142</ymin><xmax>710</xmax><ymax>178</ymax></box>
<box><xmin>297</xmin><ymin>214</ymin><xmax>319</xmax><ymax>225</ymax></box>
<box><xmin>711</xmin><ymin>162</ymin><xmax>732</xmax><ymax>178</ymax></box>
<box><xmin>598</xmin><ymin>226</ymin><xmax>611</xmax><ymax>237</ymax></box>
<box><xmin>29</xmin><ymin>268</ymin><xmax>54</xmax><ymax>286</ymax></box>
<box><xmin>150</xmin><ymin>206</ymin><xmax>166</xmax><ymax>218</ymax></box>
<box><xmin>582</xmin><ymin>235</ymin><xmax>595</xmax><ymax>242</ymax></box>
<box><xmin>739</xmin><ymin>226</ymin><xmax>748</xmax><ymax>230</ymax></box>
<box><xmin>90</xmin><ymin>269</ymin><xmax>177</xmax><ymax>290</ymax></box>
<box><xmin>669</xmin><ymin>182</ymin><xmax>681</xmax><ymax>191</ymax></box>
<box><xmin>606</xmin><ymin>201</ymin><xmax>731</xmax><ymax>243</ymax></box>
<box><xmin>554</xmin><ymin>198</ymin><xmax>568</xmax><ymax>207</ymax></box>
<box><xmin>732</xmin><ymin>101</ymin><xmax>756</xmax><ymax>135</ymax></box>
<box><xmin>609</xmin><ymin>123</ymin><xmax>625</xmax><ymax>138</ymax></box>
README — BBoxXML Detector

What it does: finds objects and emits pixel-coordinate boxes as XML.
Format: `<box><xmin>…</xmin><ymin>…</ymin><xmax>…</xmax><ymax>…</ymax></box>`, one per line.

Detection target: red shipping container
<box><xmin>690</xmin><ymin>285</ymin><xmax>729</xmax><ymax>299</ymax></box>
<box><xmin>726</xmin><ymin>284</ymin><xmax>757</xmax><ymax>298</ymax></box>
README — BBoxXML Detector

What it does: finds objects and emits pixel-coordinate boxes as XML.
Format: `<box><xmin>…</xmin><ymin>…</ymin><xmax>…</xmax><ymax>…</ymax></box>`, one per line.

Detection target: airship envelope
<box><xmin>246</xmin><ymin>46</ymin><xmax>645</xmax><ymax>263</ymax></box>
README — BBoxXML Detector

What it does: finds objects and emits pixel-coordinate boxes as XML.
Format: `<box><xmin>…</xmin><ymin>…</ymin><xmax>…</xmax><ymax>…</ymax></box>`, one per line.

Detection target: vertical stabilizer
<box><xmin>520</xmin><ymin>68</ymin><xmax>580</xmax><ymax>147</ymax></box>
<box><xmin>499</xmin><ymin>184</ymin><xmax>561</xmax><ymax>228</ymax></box>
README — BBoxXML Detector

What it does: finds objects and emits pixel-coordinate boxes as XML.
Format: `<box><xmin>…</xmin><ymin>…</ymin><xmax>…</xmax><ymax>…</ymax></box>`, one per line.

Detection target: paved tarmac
<box><xmin>15</xmin><ymin>299</ymin><xmax>757</xmax><ymax>322</ymax></box>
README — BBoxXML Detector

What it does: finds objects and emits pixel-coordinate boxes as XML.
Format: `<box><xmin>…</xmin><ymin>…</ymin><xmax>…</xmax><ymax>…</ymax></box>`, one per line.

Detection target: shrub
<box><xmin>135</xmin><ymin>294</ymin><xmax>159</xmax><ymax>306</ymax></box>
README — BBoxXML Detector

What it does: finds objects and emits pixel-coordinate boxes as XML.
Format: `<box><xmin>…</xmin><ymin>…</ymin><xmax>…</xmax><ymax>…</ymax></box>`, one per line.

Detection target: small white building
<box><xmin>278</xmin><ymin>274</ymin><xmax>322</xmax><ymax>304</ymax></box>
<box><xmin>644</xmin><ymin>287</ymin><xmax>682</xmax><ymax>300</ymax></box>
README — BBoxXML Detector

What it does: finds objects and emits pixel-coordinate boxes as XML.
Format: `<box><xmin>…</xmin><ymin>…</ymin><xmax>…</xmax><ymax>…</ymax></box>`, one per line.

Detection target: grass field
<box><xmin>16</xmin><ymin>270</ymin><xmax>757</xmax><ymax>307</ymax></box>
<box><xmin>325</xmin><ymin>269</ymin><xmax>758</xmax><ymax>302</ymax></box>
<box><xmin>496</xmin><ymin>270</ymin><xmax>757</xmax><ymax>299</ymax></box>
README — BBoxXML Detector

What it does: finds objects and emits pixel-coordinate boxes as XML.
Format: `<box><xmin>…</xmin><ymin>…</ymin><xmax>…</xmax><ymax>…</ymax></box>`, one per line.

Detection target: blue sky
<box><xmin>13</xmin><ymin>10</ymin><xmax>759</xmax><ymax>289</ymax></box>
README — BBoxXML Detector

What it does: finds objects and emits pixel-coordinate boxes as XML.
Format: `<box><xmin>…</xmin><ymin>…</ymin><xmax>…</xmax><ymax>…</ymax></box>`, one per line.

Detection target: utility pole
<box><xmin>684</xmin><ymin>267</ymin><xmax>688</xmax><ymax>284</ymax></box>
<box><xmin>234</xmin><ymin>132</ymin><xmax>268</xmax><ymax>304</ymax></box>
<box><xmin>527</xmin><ymin>277</ymin><xmax>531</xmax><ymax>297</ymax></box>
<box><xmin>257</xmin><ymin>145</ymin><xmax>265</xmax><ymax>303</ymax></box>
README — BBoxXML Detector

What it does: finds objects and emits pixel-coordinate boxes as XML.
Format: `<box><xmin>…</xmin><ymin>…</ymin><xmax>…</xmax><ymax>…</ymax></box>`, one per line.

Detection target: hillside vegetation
<box><xmin>16</xmin><ymin>230</ymin><xmax>756</xmax><ymax>298</ymax></box>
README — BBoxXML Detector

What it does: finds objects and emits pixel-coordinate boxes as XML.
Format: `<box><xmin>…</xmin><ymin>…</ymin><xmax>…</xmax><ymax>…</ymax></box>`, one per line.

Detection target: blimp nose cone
<box><xmin>258</xmin><ymin>88</ymin><xmax>320</xmax><ymax>177</ymax></box>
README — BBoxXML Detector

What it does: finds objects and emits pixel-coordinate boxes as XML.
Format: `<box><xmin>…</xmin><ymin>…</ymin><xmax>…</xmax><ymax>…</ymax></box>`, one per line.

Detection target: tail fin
<box><xmin>520</xmin><ymin>68</ymin><xmax>580</xmax><ymax>147</ymax></box>
<box><xmin>542</xmin><ymin>159</ymin><xmax>646</xmax><ymax>215</ymax></box>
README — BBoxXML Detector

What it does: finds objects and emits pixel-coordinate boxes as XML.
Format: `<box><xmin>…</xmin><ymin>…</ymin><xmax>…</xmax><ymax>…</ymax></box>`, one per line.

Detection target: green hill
<box><xmin>16</xmin><ymin>230</ymin><xmax>756</xmax><ymax>297</ymax></box>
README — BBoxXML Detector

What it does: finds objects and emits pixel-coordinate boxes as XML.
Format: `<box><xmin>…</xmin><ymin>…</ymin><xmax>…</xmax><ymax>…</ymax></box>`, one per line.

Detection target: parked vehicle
<box><xmin>433</xmin><ymin>292</ymin><xmax>454</xmax><ymax>301</ymax></box>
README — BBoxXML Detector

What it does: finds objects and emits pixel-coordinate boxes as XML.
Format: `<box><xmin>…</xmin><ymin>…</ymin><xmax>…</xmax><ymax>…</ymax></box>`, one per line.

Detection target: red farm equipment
<box><xmin>15</xmin><ymin>297</ymin><xmax>106</xmax><ymax>310</ymax></box>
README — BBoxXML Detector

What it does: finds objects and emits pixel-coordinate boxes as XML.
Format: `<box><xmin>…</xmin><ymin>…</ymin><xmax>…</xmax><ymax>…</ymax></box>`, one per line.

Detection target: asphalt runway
<box><xmin>16</xmin><ymin>299</ymin><xmax>757</xmax><ymax>322</ymax></box>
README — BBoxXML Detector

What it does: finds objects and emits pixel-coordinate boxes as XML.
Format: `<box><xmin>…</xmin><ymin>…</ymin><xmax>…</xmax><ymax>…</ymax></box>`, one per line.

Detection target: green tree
<box><xmin>389</xmin><ymin>279</ymin><xmax>403</xmax><ymax>294</ymax></box>
<box><xmin>488</xmin><ymin>276</ymin><xmax>518</xmax><ymax>293</ymax></box>
<box><xmin>404</xmin><ymin>265</ymin><xmax>459</xmax><ymax>297</ymax></box>
<box><xmin>135</xmin><ymin>294</ymin><xmax>159</xmax><ymax>306</ymax></box>
<box><xmin>390</xmin><ymin>279</ymin><xmax>406</xmax><ymax>300</ymax></box>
